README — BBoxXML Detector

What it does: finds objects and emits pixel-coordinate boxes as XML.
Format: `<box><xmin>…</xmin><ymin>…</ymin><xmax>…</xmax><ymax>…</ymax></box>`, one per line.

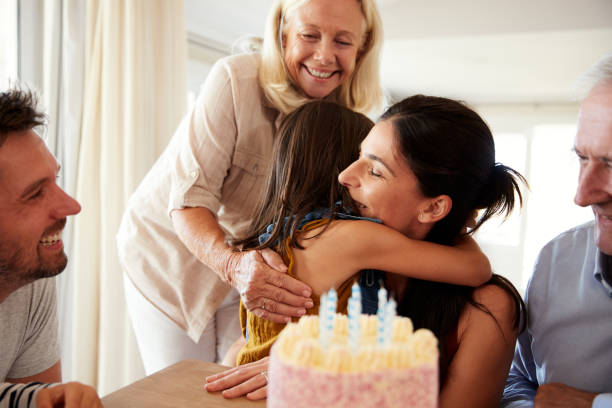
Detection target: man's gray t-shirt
<box><xmin>0</xmin><ymin>278</ymin><xmax>60</xmax><ymax>380</ymax></box>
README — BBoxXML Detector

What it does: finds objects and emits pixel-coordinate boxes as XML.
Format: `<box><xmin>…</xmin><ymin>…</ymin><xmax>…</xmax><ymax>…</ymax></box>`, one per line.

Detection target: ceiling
<box><xmin>184</xmin><ymin>0</ymin><xmax>612</xmax><ymax>105</ymax></box>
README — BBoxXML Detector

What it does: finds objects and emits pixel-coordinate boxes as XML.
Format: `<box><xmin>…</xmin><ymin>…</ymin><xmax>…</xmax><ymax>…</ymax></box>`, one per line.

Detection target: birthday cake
<box><xmin>267</xmin><ymin>288</ymin><xmax>439</xmax><ymax>408</ymax></box>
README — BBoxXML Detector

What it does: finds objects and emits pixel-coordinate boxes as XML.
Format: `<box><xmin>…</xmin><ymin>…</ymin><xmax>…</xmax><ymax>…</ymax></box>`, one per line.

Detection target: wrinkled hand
<box><xmin>37</xmin><ymin>382</ymin><xmax>103</xmax><ymax>408</ymax></box>
<box><xmin>204</xmin><ymin>357</ymin><xmax>270</xmax><ymax>400</ymax></box>
<box><xmin>225</xmin><ymin>248</ymin><xmax>313</xmax><ymax>323</ymax></box>
<box><xmin>535</xmin><ymin>383</ymin><xmax>597</xmax><ymax>408</ymax></box>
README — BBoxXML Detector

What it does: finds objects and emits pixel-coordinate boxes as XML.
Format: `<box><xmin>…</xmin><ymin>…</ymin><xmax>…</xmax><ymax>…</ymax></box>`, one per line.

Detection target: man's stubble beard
<box><xmin>0</xmin><ymin>245</ymin><xmax>67</xmax><ymax>287</ymax></box>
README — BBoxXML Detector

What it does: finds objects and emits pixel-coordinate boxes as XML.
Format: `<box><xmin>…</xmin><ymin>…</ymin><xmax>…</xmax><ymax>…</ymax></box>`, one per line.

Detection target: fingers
<box><xmin>79</xmin><ymin>390</ymin><xmax>103</xmax><ymax>408</ymax></box>
<box><xmin>205</xmin><ymin>366</ymin><xmax>260</xmax><ymax>392</ymax></box>
<box><xmin>243</xmin><ymin>286</ymin><xmax>314</xmax><ymax>323</ymax></box>
<box><xmin>246</xmin><ymin>384</ymin><xmax>268</xmax><ymax>400</ymax></box>
<box><xmin>231</xmin><ymin>249</ymin><xmax>313</xmax><ymax>322</ymax></box>
<box><xmin>37</xmin><ymin>382</ymin><xmax>102</xmax><ymax>408</ymax></box>
<box><xmin>238</xmin><ymin>250</ymin><xmax>312</xmax><ymax>299</ymax></box>
<box><xmin>35</xmin><ymin>389</ymin><xmax>53</xmax><ymax>408</ymax></box>
<box><xmin>259</xmin><ymin>248</ymin><xmax>287</xmax><ymax>272</ymax></box>
<box><xmin>221</xmin><ymin>372</ymin><xmax>268</xmax><ymax>399</ymax></box>
<box><xmin>248</xmin><ymin>297</ymin><xmax>311</xmax><ymax>324</ymax></box>
<box><xmin>205</xmin><ymin>364</ymin><xmax>245</xmax><ymax>383</ymax></box>
<box><xmin>243</xmin><ymin>273</ymin><xmax>312</xmax><ymax>308</ymax></box>
<box><xmin>205</xmin><ymin>358</ymin><xmax>269</xmax><ymax>393</ymax></box>
<box><xmin>63</xmin><ymin>384</ymin><xmax>85</xmax><ymax>407</ymax></box>
<box><xmin>253</xmin><ymin>249</ymin><xmax>312</xmax><ymax>298</ymax></box>
<box><xmin>244</xmin><ymin>281</ymin><xmax>312</xmax><ymax>314</ymax></box>
<box><xmin>266</xmin><ymin>267</ymin><xmax>312</xmax><ymax>298</ymax></box>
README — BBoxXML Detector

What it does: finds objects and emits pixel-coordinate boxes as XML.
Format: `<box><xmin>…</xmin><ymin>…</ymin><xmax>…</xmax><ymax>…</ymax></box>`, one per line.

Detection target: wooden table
<box><xmin>101</xmin><ymin>359</ymin><xmax>266</xmax><ymax>407</ymax></box>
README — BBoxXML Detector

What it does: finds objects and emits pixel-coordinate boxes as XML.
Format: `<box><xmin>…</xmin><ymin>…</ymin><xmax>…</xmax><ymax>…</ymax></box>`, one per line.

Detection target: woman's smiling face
<box><xmin>338</xmin><ymin>120</ymin><xmax>432</xmax><ymax>239</ymax></box>
<box><xmin>282</xmin><ymin>0</ymin><xmax>364</xmax><ymax>99</ymax></box>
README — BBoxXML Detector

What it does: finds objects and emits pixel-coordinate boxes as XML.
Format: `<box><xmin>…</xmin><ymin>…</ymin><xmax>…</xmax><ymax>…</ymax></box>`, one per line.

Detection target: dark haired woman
<box><xmin>206</xmin><ymin>97</ymin><xmax>520</xmax><ymax>405</ymax></box>
<box><xmin>338</xmin><ymin>95</ymin><xmax>526</xmax><ymax>407</ymax></box>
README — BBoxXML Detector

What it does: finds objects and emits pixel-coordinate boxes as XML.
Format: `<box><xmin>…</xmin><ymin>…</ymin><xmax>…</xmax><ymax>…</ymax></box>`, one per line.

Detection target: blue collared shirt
<box><xmin>501</xmin><ymin>221</ymin><xmax>612</xmax><ymax>408</ymax></box>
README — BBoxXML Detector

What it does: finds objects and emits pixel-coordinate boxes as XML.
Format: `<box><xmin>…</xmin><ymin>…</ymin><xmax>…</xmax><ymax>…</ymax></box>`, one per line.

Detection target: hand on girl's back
<box><xmin>228</xmin><ymin>249</ymin><xmax>313</xmax><ymax>324</ymax></box>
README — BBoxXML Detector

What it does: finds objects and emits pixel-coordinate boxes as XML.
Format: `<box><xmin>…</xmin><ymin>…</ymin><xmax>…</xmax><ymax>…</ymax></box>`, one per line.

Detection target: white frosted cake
<box><xmin>267</xmin><ymin>313</ymin><xmax>438</xmax><ymax>408</ymax></box>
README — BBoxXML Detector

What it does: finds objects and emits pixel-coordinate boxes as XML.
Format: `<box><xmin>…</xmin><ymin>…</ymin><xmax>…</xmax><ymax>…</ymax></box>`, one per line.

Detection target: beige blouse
<box><xmin>117</xmin><ymin>53</ymin><xmax>283</xmax><ymax>342</ymax></box>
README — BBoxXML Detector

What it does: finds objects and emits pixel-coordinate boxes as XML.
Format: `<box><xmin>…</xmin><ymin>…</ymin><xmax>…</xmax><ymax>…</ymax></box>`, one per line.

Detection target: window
<box><xmin>520</xmin><ymin>124</ymin><xmax>592</xmax><ymax>288</ymax></box>
<box><xmin>474</xmin><ymin>105</ymin><xmax>592</xmax><ymax>292</ymax></box>
<box><xmin>0</xmin><ymin>0</ymin><xmax>18</xmax><ymax>87</ymax></box>
<box><xmin>476</xmin><ymin>132</ymin><xmax>528</xmax><ymax>247</ymax></box>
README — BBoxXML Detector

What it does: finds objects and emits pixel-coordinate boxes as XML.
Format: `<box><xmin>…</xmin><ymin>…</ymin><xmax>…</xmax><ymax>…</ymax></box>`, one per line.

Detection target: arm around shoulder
<box><xmin>328</xmin><ymin>220</ymin><xmax>491</xmax><ymax>286</ymax></box>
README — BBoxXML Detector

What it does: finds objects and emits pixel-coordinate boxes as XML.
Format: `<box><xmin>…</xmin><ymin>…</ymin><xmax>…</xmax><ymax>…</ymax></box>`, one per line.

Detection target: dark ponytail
<box><xmin>380</xmin><ymin>94</ymin><xmax>528</xmax><ymax>243</ymax></box>
<box><xmin>473</xmin><ymin>163</ymin><xmax>526</xmax><ymax>232</ymax></box>
<box><xmin>383</xmin><ymin>95</ymin><xmax>527</xmax><ymax>385</ymax></box>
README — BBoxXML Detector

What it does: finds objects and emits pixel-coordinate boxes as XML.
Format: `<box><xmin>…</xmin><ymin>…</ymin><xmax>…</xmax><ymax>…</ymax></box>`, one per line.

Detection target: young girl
<box><xmin>230</xmin><ymin>100</ymin><xmax>493</xmax><ymax>366</ymax></box>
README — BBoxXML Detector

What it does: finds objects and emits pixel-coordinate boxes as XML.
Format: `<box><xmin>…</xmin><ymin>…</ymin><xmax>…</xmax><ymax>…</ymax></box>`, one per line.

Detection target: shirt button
<box><xmin>190</xmin><ymin>171</ymin><xmax>198</xmax><ymax>178</ymax></box>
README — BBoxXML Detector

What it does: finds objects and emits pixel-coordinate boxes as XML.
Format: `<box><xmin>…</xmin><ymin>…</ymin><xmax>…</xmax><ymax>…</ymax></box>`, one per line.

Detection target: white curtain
<box><xmin>16</xmin><ymin>0</ymin><xmax>87</xmax><ymax>388</ymax></box>
<box><xmin>66</xmin><ymin>0</ymin><xmax>187</xmax><ymax>395</ymax></box>
<box><xmin>40</xmin><ymin>0</ymin><xmax>87</xmax><ymax>389</ymax></box>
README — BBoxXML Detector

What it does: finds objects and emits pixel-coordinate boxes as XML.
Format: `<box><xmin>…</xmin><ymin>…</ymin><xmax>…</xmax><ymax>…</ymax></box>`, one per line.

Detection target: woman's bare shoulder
<box><xmin>472</xmin><ymin>283</ymin><xmax>517</xmax><ymax>319</ymax></box>
<box><xmin>459</xmin><ymin>282</ymin><xmax>519</xmax><ymax>342</ymax></box>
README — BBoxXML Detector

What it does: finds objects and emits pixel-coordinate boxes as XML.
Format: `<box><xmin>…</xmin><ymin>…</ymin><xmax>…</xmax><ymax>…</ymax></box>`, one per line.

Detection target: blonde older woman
<box><xmin>117</xmin><ymin>0</ymin><xmax>384</xmax><ymax>374</ymax></box>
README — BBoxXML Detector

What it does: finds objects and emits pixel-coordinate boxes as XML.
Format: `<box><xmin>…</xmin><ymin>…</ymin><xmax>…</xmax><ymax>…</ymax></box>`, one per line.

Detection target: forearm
<box><xmin>221</xmin><ymin>337</ymin><xmax>246</xmax><ymax>367</ymax></box>
<box><xmin>369</xmin><ymin>233</ymin><xmax>491</xmax><ymax>286</ymax></box>
<box><xmin>171</xmin><ymin>206</ymin><xmax>233</xmax><ymax>283</ymax></box>
<box><xmin>451</xmin><ymin>235</ymin><xmax>492</xmax><ymax>285</ymax></box>
<box><xmin>172</xmin><ymin>207</ymin><xmax>311</xmax><ymax>322</ymax></box>
<box><xmin>415</xmin><ymin>236</ymin><xmax>492</xmax><ymax>286</ymax></box>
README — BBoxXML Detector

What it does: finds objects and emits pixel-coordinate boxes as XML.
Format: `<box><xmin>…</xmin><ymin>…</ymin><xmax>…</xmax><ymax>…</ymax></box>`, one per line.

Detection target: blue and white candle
<box><xmin>319</xmin><ymin>289</ymin><xmax>337</xmax><ymax>348</ymax></box>
<box><xmin>319</xmin><ymin>292</ymin><xmax>328</xmax><ymax>347</ymax></box>
<box><xmin>376</xmin><ymin>287</ymin><xmax>387</xmax><ymax>345</ymax></box>
<box><xmin>326</xmin><ymin>288</ymin><xmax>337</xmax><ymax>335</ymax></box>
<box><xmin>384</xmin><ymin>298</ymin><xmax>397</xmax><ymax>345</ymax></box>
<box><xmin>348</xmin><ymin>283</ymin><xmax>362</xmax><ymax>352</ymax></box>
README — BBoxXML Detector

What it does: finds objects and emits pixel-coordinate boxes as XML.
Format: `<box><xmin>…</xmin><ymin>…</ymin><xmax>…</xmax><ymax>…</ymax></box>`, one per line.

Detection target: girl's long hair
<box><xmin>232</xmin><ymin>101</ymin><xmax>373</xmax><ymax>257</ymax></box>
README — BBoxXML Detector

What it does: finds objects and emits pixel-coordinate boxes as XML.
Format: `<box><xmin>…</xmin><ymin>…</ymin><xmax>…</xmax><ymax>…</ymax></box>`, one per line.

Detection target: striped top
<box><xmin>0</xmin><ymin>382</ymin><xmax>56</xmax><ymax>408</ymax></box>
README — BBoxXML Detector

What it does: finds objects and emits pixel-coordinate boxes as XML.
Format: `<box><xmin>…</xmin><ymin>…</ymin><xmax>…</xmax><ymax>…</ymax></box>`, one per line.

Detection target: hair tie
<box><xmin>490</xmin><ymin>162</ymin><xmax>504</xmax><ymax>178</ymax></box>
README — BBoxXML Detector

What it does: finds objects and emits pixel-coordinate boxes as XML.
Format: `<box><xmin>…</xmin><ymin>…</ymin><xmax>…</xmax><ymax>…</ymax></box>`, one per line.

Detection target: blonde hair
<box><xmin>259</xmin><ymin>0</ymin><xmax>383</xmax><ymax>115</ymax></box>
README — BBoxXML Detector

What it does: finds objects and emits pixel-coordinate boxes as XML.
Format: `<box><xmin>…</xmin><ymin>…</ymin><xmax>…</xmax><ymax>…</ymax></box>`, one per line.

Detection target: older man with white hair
<box><xmin>501</xmin><ymin>54</ymin><xmax>612</xmax><ymax>408</ymax></box>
